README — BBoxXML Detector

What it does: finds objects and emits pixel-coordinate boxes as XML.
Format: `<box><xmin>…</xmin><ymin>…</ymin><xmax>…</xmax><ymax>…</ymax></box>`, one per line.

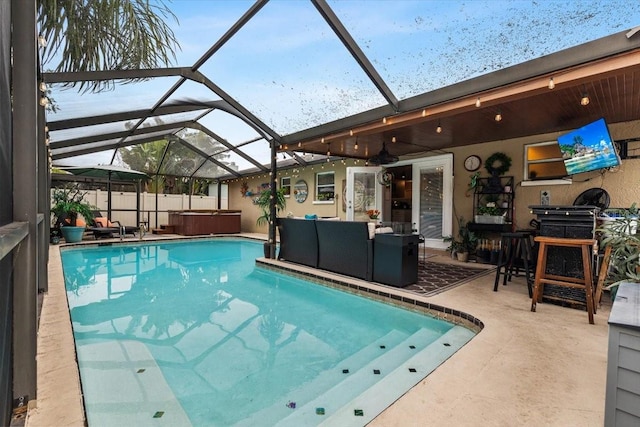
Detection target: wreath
<box><xmin>484</xmin><ymin>152</ymin><xmax>512</xmax><ymax>176</ymax></box>
<box><xmin>376</xmin><ymin>170</ymin><xmax>394</xmax><ymax>187</ymax></box>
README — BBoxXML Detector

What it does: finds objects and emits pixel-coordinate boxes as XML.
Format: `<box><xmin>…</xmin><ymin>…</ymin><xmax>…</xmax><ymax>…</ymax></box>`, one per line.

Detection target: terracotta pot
<box><xmin>456</xmin><ymin>251</ymin><xmax>469</xmax><ymax>262</ymax></box>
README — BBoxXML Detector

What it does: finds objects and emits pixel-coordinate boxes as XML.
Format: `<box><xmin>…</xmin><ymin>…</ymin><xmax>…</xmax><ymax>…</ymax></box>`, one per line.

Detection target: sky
<box><xmin>46</xmin><ymin>0</ymin><xmax>640</xmax><ymax>170</ymax></box>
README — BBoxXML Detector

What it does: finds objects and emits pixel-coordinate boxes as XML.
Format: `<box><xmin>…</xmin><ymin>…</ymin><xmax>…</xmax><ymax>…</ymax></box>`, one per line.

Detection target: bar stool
<box><xmin>530</xmin><ymin>236</ymin><xmax>597</xmax><ymax>324</ymax></box>
<box><xmin>493</xmin><ymin>232</ymin><xmax>534</xmax><ymax>297</ymax></box>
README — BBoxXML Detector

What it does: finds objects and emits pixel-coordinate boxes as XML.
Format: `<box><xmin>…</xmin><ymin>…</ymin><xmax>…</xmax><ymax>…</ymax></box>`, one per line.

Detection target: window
<box><xmin>280</xmin><ymin>176</ymin><xmax>291</xmax><ymax>197</ymax></box>
<box><xmin>523</xmin><ymin>141</ymin><xmax>571</xmax><ymax>185</ymax></box>
<box><xmin>315</xmin><ymin>171</ymin><xmax>335</xmax><ymax>201</ymax></box>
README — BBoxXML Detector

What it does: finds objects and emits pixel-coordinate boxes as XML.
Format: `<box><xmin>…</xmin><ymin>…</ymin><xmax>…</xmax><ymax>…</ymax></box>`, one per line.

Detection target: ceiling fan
<box><xmin>368</xmin><ymin>141</ymin><xmax>399</xmax><ymax>165</ymax></box>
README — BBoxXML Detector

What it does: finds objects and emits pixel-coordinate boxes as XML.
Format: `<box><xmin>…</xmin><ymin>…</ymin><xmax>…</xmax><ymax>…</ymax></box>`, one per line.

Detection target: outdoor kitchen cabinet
<box><xmin>605</xmin><ymin>282</ymin><xmax>640</xmax><ymax>426</ymax></box>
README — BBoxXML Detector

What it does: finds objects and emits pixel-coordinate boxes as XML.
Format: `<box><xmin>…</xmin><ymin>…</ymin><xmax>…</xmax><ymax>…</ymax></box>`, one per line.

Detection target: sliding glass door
<box><xmin>411</xmin><ymin>155</ymin><xmax>453</xmax><ymax>249</ymax></box>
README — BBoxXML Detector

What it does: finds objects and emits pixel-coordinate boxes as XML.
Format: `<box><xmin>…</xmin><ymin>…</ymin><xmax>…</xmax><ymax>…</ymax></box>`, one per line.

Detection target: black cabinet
<box><xmin>529</xmin><ymin>205</ymin><xmax>599</xmax><ymax>304</ymax></box>
<box><xmin>373</xmin><ymin>234</ymin><xmax>420</xmax><ymax>287</ymax></box>
<box><xmin>469</xmin><ymin>176</ymin><xmax>514</xmax><ymax>233</ymax></box>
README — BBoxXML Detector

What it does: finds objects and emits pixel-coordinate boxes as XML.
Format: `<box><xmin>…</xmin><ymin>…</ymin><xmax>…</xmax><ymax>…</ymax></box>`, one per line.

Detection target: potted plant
<box><xmin>366</xmin><ymin>209</ymin><xmax>380</xmax><ymax>221</ymax></box>
<box><xmin>256</xmin><ymin>187</ymin><xmax>287</xmax><ymax>257</ymax></box>
<box><xmin>444</xmin><ymin>217</ymin><xmax>478</xmax><ymax>262</ymax></box>
<box><xmin>599</xmin><ymin>203</ymin><xmax>640</xmax><ymax>298</ymax></box>
<box><xmin>51</xmin><ymin>184</ymin><xmax>96</xmax><ymax>243</ymax></box>
<box><xmin>49</xmin><ymin>229</ymin><xmax>60</xmax><ymax>245</ymax></box>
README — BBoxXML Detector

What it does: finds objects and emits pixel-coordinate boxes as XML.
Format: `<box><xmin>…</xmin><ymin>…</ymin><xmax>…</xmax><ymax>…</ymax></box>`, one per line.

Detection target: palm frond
<box><xmin>38</xmin><ymin>0</ymin><xmax>180</xmax><ymax>92</ymax></box>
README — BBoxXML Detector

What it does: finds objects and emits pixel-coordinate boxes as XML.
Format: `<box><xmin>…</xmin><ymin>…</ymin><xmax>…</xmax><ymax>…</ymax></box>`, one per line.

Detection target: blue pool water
<box><xmin>62</xmin><ymin>238</ymin><xmax>475</xmax><ymax>426</ymax></box>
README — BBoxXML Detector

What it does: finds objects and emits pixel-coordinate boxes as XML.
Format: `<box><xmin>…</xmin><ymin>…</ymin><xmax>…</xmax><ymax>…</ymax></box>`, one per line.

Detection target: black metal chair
<box><xmin>493</xmin><ymin>231</ymin><xmax>534</xmax><ymax>297</ymax></box>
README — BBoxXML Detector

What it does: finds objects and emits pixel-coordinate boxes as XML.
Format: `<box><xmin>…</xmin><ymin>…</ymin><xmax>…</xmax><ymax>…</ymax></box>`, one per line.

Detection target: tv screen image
<box><xmin>557</xmin><ymin>118</ymin><xmax>621</xmax><ymax>175</ymax></box>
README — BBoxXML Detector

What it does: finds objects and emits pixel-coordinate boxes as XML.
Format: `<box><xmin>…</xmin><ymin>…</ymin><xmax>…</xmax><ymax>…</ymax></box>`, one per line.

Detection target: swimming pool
<box><xmin>61</xmin><ymin>238</ymin><xmax>476</xmax><ymax>426</ymax></box>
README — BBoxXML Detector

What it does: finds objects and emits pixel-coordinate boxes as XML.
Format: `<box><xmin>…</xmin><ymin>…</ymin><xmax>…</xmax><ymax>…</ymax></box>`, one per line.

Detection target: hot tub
<box><xmin>168</xmin><ymin>210</ymin><xmax>241</xmax><ymax>235</ymax></box>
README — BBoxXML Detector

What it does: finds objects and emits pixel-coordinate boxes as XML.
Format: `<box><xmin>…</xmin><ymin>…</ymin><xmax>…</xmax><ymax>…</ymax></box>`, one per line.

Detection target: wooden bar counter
<box><xmin>168</xmin><ymin>210</ymin><xmax>241</xmax><ymax>235</ymax></box>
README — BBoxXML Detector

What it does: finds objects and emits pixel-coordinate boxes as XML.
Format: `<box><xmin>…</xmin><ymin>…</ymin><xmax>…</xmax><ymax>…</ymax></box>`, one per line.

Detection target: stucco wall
<box><xmin>230</xmin><ymin>166</ymin><xmax>349</xmax><ymax>233</ymax></box>
<box><xmin>229</xmin><ymin>120</ymin><xmax>640</xmax><ymax>235</ymax></box>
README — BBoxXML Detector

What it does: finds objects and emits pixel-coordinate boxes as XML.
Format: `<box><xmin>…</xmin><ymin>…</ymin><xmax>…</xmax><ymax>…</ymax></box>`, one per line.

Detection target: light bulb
<box><xmin>39</xmin><ymin>96</ymin><xmax>49</xmax><ymax>107</ymax></box>
<box><xmin>39</xmin><ymin>82</ymin><xmax>47</xmax><ymax>92</ymax></box>
<box><xmin>495</xmin><ymin>112</ymin><xmax>502</xmax><ymax>122</ymax></box>
<box><xmin>581</xmin><ymin>93</ymin><xmax>590</xmax><ymax>106</ymax></box>
<box><xmin>354</xmin><ymin>140</ymin><xmax>358</xmax><ymax>150</ymax></box>
<box><xmin>37</xmin><ymin>34</ymin><xmax>47</xmax><ymax>47</ymax></box>
<box><xmin>392</xmin><ymin>136</ymin><xmax>396</xmax><ymax>143</ymax></box>
<box><xmin>548</xmin><ymin>77</ymin><xmax>555</xmax><ymax>89</ymax></box>
<box><xmin>475</xmin><ymin>97</ymin><xmax>481</xmax><ymax>107</ymax></box>
<box><xmin>436</xmin><ymin>124</ymin><xmax>442</xmax><ymax>133</ymax></box>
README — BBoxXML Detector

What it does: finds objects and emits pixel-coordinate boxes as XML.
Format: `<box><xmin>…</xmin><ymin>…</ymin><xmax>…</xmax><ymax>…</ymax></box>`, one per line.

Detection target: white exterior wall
<box><xmin>52</xmin><ymin>189</ymin><xmax>219</xmax><ymax>230</ymax></box>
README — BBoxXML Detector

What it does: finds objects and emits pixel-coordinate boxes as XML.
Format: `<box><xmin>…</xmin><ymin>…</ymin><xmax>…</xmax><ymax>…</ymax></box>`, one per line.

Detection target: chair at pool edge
<box><xmin>90</xmin><ymin>210</ymin><xmax>139</xmax><ymax>239</ymax></box>
<box><xmin>493</xmin><ymin>232</ymin><xmax>534</xmax><ymax>297</ymax></box>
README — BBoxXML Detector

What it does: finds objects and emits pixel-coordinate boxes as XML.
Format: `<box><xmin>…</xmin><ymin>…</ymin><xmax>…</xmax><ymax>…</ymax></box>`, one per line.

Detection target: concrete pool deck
<box><xmin>26</xmin><ymin>235</ymin><xmax>611</xmax><ymax>426</ymax></box>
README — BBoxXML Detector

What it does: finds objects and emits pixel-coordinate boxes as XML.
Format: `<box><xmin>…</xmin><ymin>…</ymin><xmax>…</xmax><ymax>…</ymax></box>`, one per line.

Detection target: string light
<box><xmin>494</xmin><ymin>111</ymin><xmax>502</xmax><ymax>122</ymax></box>
<box><xmin>548</xmin><ymin>77</ymin><xmax>555</xmax><ymax>89</ymax></box>
<box><xmin>436</xmin><ymin>122</ymin><xmax>442</xmax><ymax>133</ymax></box>
<box><xmin>475</xmin><ymin>97</ymin><xmax>481</xmax><ymax>107</ymax></box>
<box><xmin>37</xmin><ymin>34</ymin><xmax>47</xmax><ymax>47</ymax></box>
<box><xmin>39</xmin><ymin>96</ymin><xmax>49</xmax><ymax>107</ymax></box>
<box><xmin>580</xmin><ymin>90</ymin><xmax>590</xmax><ymax>106</ymax></box>
<box><xmin>354</xmin><ymin>137</ymin><xmax>358</xmax><ymax>151</ymax></box>
<box><xmin>39</xmin><ymin>82</ymin><xmax>47</xmax><ymax>92</ymax></box>
<box><xmin>392</xmin><ymin>136</ymin><xmax>396</xmax><ymax>143</ymax></box>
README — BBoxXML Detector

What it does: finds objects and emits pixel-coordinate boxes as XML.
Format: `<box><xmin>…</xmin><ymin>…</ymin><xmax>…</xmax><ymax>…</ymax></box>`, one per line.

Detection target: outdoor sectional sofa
<box><xmin>277</xmin><ymin>217</ymin><xmax>373</xmax><ymax>280</ymax></box>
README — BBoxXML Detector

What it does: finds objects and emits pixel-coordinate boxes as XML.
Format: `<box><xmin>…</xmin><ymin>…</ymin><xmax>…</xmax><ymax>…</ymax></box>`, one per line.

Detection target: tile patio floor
<box><xmin>26</xmin><ymin>235</ymin><xmax>611</xmax><ymax>426</ymax></box>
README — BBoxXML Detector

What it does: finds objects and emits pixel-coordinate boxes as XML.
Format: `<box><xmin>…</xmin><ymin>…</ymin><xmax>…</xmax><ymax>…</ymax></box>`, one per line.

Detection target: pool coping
<box><xmin>28</xmin><ymin>234</ymin><xmax>483</xmax><ymax>426</ymax></box>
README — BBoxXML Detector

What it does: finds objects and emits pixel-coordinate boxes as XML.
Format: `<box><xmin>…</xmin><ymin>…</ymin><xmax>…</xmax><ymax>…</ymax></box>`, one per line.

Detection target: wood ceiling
<box><xmin>289</xmin><ymin>49</ymin><xmax>640</xmax><ymax>162</ymax></box>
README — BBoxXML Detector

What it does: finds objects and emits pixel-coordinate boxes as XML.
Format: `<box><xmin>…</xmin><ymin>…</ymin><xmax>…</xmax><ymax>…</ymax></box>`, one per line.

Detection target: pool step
<box><xmin>318</xmin><ymin>326</ymin><xmax>476</xmax><ymax>427</ymax></box>
<box><xmin>235</xmin><ymin>329</ymin><xmax>411</xmax><ymax>427</ymax></box>
<box><xmin>275</xmin><ymin>327</ymin><xmax>448</xmax><ymax>427</ymax></box>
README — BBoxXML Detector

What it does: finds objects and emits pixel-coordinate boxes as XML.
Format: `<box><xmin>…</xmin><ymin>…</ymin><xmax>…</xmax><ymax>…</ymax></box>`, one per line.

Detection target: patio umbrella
<box><xmin>60</xmin><ymin>165</ymin><xmax>149</xmax><ymax>223</ymax></box>
<box><xmin>60</xmin><ymin>164</ymin><xmax>149</xmax><ymax>181</ymax></box>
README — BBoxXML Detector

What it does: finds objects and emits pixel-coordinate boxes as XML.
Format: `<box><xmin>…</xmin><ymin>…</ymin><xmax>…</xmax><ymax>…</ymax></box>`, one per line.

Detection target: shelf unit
<box><xmin>469</xmin><ymin>176</ymin><xmax>515</xmax><ymax>233</ymax></box>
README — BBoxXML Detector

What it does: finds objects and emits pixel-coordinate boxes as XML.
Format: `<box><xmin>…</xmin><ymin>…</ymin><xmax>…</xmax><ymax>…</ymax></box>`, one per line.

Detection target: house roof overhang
<box><xmin>284</xmin><ymin>28</ymin><xmax>640</xmax><ymax>162</ymax></box>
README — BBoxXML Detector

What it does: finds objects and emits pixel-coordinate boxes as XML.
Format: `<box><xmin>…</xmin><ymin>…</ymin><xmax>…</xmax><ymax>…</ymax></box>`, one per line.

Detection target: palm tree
<box><xmin>37</xmin><ymin>0</ymin><xmax>179</xmax><ymax>92</ymax></box>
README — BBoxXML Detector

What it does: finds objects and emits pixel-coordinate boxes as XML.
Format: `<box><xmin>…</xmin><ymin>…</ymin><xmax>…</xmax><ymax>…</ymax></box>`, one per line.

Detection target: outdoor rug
<box><xmin>406</xmin><ymin>260</ymin><xmax>496</xmax><ymax>297</ymax></box>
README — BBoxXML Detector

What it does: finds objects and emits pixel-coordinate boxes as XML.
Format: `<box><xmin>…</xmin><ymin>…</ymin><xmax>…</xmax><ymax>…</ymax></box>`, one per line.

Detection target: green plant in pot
<box><xmin>255</xmin><ymin>187</ymin><xmax>287</xmax><ymax>258</ymax></box>
<box><xmin>599</xmin><ymin>203</ymin><xmax>640</xmax><ymax>299</ymax></box>
<box><xmin>51</xmin><ymin>184</ymin><xmax>96</xmax><ymax>243</ymax></box>
<box><xmin>444</xmin><ymin>217</ymin><xmax>478</xmax><ymax>262</ymax></box>
<box><xmin>477</xmin><ymin>205</ymin><xmax>502</xmax><ymax>216</ymax></box>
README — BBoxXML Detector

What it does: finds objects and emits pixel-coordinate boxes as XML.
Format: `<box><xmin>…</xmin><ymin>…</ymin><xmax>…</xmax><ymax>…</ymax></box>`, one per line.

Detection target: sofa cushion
<box><xmin>316</xmin><ymin>220</ymin><xmax>373</xmax><ymax>281</ymax></box>
<box><xmin>277</xmin><ymin>218</ymin><xmax>319</xmax><ymax>267</ymax></box>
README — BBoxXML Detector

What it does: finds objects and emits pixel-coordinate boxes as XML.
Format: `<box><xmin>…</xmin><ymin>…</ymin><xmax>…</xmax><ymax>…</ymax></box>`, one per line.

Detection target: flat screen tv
<box><xmin>557</xmin><ymin>118</ymin><xmax>621</xmax><ymax>175</ymax></box>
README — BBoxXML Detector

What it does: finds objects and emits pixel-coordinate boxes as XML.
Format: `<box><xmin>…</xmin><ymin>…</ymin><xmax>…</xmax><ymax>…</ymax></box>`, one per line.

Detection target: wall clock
<box><xmin>464</xmin><ymin>155</ymin><xmax>481</xmax><ymax>172</ymax></box>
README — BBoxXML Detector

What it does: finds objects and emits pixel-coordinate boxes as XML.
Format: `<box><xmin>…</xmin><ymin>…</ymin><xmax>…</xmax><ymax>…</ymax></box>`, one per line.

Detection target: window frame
<box><xmin>280</xmin><ymin>176</ymin><xmax>291</xmax><ymax>198</ymax></box>
<box><xmin>314</xmin><ymin>171</ymin><xmax>335</xmax><ymax>203</ymax></box>
<box><xmin>522</xmin><ymin>141</ymin><xmax>572</xmax><ymax>186</ymax></box>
